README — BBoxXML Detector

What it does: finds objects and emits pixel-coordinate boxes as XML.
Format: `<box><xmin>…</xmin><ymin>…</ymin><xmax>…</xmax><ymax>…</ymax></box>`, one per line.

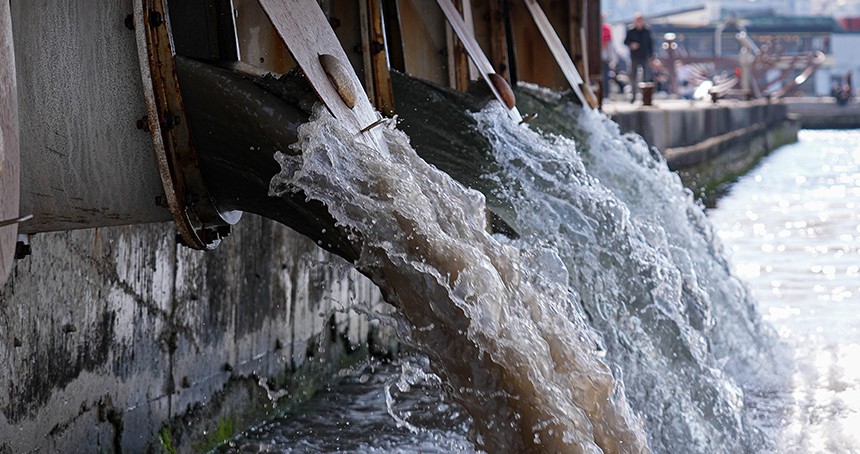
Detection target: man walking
<box><xmin>624</xmin><ymin>12</ymin><xmax>653</xmax><ymax>103</ymax></box>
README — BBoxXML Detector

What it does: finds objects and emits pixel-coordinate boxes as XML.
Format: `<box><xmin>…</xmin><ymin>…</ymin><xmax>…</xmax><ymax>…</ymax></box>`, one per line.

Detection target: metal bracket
<box><xmin>133</xmin><ymin>0</ymin><xmax>240</xmax><ymax>250</ymax></box>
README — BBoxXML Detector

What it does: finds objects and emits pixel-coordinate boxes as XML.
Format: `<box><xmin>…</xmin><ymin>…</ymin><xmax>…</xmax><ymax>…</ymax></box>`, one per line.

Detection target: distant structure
<box><xmin>604</xmin><ymin>0</ymin><xmax>860</xmax><ymax>22</ymax></box>
<box><xmin>605</xmin><ymin>1</ymin><xmax>857</xmax><ymax>98</ymax></box>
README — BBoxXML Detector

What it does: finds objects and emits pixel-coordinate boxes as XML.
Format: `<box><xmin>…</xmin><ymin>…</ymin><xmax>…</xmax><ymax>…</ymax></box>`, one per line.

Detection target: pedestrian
<box><xmin>624</xmin><ymin>12</ymin><xmax>654</xmax><ymax>103</ymax></box>
<box><xmin>601</xmin><ymin>14</ymin><xmax>615</xmax><ymax>99</ymax></box>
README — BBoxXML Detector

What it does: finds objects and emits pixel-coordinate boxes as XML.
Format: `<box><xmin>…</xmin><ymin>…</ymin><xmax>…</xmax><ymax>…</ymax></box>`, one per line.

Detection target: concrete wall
<box><xmin>664</xmin><ymin>118</ymin><xmax>800</xmax><ymax>195</ymax></box>
<box><xmin>609</xmin><ymin>99</ymin><xmax>789</xmax><ymax>152</ymax></box>
<box><xmin>786</xmin><ymin>97</ymin><xmax>860</xmax><ymax>129</ymax></box>
<box><xmin>608</xmin><ymin>99</ymin><xmax>798</xmax><ymax>195</ymax></box>
<box><xmin>0</xmin><ymin>215</ymin><xmax>388</xmax><ymax>453</ymax></box>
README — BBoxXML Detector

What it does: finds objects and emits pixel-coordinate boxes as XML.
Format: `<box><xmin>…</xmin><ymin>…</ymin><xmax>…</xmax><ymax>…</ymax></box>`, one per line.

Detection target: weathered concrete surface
<box><xmin>605</xmin><ymin>98</ymin><xmax>790</xmax><ymax>151</ymax></box>
<box><xmin>665</xmin><ymin>118</ymin><xmax>800</xmax><ymax>195</ymax></box>
<box><xmin>11</xmin><ymin>0</ymin><xmax>172</xmax><ymax>233</ymax></box>
<box><xmin>0</xmin><ymin>215</ymin><xmax>387</xmax><ymax>453</ymax></box>
<box><xmin>605</xmin><ymin>98</ymin><xmax>798</xmax><ymax>194</ymax></box>
<box><xmin>784</xmin><ymin>97</ymin><xmax>860</xmax><ymax>129</ymax></box>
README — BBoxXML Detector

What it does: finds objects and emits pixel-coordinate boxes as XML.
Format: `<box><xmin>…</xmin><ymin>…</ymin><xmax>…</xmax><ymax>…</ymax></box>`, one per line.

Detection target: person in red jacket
<box><xmin>601</xmin><ymin>14</ymin><xmax>614</xmax><ymax>99</ymax></box>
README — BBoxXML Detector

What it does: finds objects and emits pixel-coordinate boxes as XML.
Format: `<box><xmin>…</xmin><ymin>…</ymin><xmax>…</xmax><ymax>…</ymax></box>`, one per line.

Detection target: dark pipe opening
<box><xmin>175</xmin><ymin>58</ymin><xmax>520</xmax><ymax>263</ymax></box>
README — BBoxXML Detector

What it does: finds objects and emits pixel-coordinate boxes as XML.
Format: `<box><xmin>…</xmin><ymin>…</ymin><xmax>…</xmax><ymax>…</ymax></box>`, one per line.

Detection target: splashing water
<box><xmin>271</xmin><ymin>106</ymin><xmax>648</xmax><ymax>452</ymax></box>
<box><xmin>473</xmin><ymin>90</ymin><xmax>781</xmax><ymax>452</ymax></box>
<box><xmin>269</xmin><ymin>92</ymin><xmax>778</xmax><ymax>452</ymax></box>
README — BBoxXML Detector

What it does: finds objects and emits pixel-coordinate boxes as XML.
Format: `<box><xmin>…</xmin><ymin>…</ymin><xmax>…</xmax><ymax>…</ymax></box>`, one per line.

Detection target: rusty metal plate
<box><xmin>1</xmin><ymin>1</ymin><xmax>20</xmax><ymax>288</ymax></box>
<box><xmin>134</xmin><ymin>0</ymin><xmax>236</xmax><ymax>250</ymax></box>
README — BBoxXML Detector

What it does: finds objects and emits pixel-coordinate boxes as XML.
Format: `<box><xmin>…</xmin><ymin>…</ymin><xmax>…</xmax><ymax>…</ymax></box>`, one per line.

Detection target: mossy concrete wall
<box><xmin>785</xmin><ymin>98</ymin><xmax>860</xmax><ymax>129</ymax></box>
<box><xmin>608</xmin><ymin>99</ymin><xmax>798</xmax><ymax>194</ymax></box>
<box><xmin>0</xmin><ymin>215</ymin><xmax>387</xmax><ymax>453</ymax></box>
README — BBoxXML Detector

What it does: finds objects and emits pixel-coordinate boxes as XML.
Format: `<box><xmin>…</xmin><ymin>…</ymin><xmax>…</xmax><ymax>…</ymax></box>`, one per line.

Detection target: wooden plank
<box><xmin>585</xmin><ymin>0</ymin><xmax>602</xmax><ymax>94</ymax></box>
<box><xmin>257</xmin><ymin>0</ymin><xmax>378</xmax><ymax>135</ymax></box>
<box><xmin>445</xmin><ymin>0</ymin><xmax>478</xmax><ymax>90</ymax></box>
<box><xmin>234</xmin><ymin>0</ymin><xmax>296</xmax><ymax>73</ymax></box>
<box><xmin>521</xmin><ymin>0</ymin><xmax>587</xmax><ymax>106</ymax></box>
<box><xmin>364</xmin><ymin>0</ymin><xmax>396</xmax><ymax>115</ymax></box>
<box><xmin>331</xmin><ymin>0</ymin><xmax>366</xmax><ymax>88</ymax></box>
<box><xmin>359</xmin><ymin>0</ymin><xmax>376</xmax><ymax>102</ymax></box>
<box><xmin>568</xmin><ymin>0</ymin><xmax>583</xmax><ymax>65</ymax></box>
<box><xmin>461</xmin><ymin>0</ymin><xmax>479</xmax><ymax>80</ymax></box>
<box><xmin>486</xmin><ymin>0</ymin><xmax>511</xmax><ymax>81</ymax></box>
<box><xmin>1</xmin><ymin>0</ymin><xmax>20</xmax><ymax>287</ymax></box>
<box><xmin>445</xmin><ymin>0</ymin><xmax>471</xmax><ymax>91</ymax></box>
<box><xmin>579</xmin><ymin>26</ymin><xmax>599</xmax><ymax>107</ymax></box>
<box><xmin>381</xmin><ymin>0</ymin><xmax>405</xmax><ymax>72</ymax></box>
<box><xmin>397</xmin><ymin>0</ymin><xmax>448</xmax><ymax>86</ymax></box>
<box><xmin>436</xmin><ymin>0</ymin><xmax>522</xmax><ymax>122</ymax></box>
<box><xmin>509</xmin><ymin>0</ymin><xmax>564</xmax><ymax>89</ymax></box>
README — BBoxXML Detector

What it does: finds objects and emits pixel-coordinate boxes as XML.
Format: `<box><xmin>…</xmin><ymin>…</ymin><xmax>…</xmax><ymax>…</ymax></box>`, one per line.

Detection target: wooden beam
<box><xmin>488</xmin><ymin>0</ymin><xmax>511</xmax><ymax>81</ymax></box>
<box><xmin>585</xmin><ymin>0</ymin><xmax>602</xmax><ymax>92</ymax></box>
<box><xmin>397</xmin><ymin>0</ymin><xmax>448</xmax><ymax>86</ymax></box>
<box><xmin>568</xmin><ymin>0</ymin><xmax>583</xmax><ymax>66</ymax></box>
<box><xmin>522</xmin><ymin>0</ymin><xmax>587</xmax><ymax>105</ymax></box>
<box><xmin>257</xmin><ymin>0</ymin><xmax>380</xmax><ymax>141</ymax></box>
<box><xmin>436</xmin><ymin>0</ymin><xmax>522</xmax><ymax>121</ymax></box>
<box><xmin>363</xmin><ymin>0</ymin><xmax>397</xmax><ymax>115</ymax></box>
<box><xmin>445</xmin><ymin>0</ymin><xmax>472</xmax><ymax>91</ymax></box>
<box><xmin>381</xmin><ymin>0</ymin><xmax>406</xmax><ymax>72</ymax></box>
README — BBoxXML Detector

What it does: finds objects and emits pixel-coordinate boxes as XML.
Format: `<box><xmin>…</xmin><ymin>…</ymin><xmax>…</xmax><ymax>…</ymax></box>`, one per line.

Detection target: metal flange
<box><xmin>133</xmin><ymin>0</ymin><xmax>240</xmax><ymax>250</ymax></box>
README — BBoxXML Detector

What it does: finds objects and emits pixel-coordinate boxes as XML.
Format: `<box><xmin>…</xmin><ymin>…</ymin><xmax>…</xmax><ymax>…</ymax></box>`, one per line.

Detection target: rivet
<box><xmin>148</xmin><ymin>11</ymin><xmax>164</xmax><ymax>28</ymax></box>
<box><xmin>319</xmin><ymin>54</ymin><xmax>358</xmax><ymax>109</ymax></box>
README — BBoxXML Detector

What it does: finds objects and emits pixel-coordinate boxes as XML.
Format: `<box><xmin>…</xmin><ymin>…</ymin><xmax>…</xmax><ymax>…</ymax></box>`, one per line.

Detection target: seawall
<box><xmin>606</xmin><ymin>99</ymin><xmax>799</xmax><ymax>195</ymax></box>
<box><xmin>0</xmin><ymin>216</ymin><xmax>389</xmax><ymax>453</ymax></box>
<box><xmin>784</xmin><ymin>97</ymin><xmax>860</xmax><ymax>129</ymax></box>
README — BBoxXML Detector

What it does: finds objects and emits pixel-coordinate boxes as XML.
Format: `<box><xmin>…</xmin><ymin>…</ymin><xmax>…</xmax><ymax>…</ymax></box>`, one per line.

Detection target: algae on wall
<box><xmin>0</xmin><ymin>215</ymin><xmax>388</xmax><ymax>453</ymax></box>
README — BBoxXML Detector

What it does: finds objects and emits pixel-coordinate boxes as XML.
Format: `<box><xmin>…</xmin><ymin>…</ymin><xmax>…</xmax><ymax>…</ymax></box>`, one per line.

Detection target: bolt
<box><xmin>13</xmin><ymin>338</ymin><xmax>22</xmax><ymax>348</ymax></box>
<box><xmin>136</xmin><ymin>116</ymin><xmax>150</xmax><ymax>132</ymax></box>
<box><xmin>62</xmin><ymin>323</ymin><xmax>77</xmax><ymax>334</ymax></box>
<box><xmin>148</xmin><ymin>11</ymin><xmax>163</xmax><ymax>28</ymax></box>
<box><xmin>124</xmin><ymin>14</ymin><xmax>135</xmax><ymax>30</ymax></box>
<box><xmin>201</xmin><ymin>228</ymin><xmax>220</xmax><ymax>244</ymax></box>
<box><xmin>216</xmin><ymin>225</ymin><xmax>231</xmax><ymax>239</ymax></box>
<box><xmin>222</xmin><ymin>362</ymin><xmax>233</xmax><ymax>372</ymax></box>
<box><xmin>165</xmin><ymin>114</ymin><xmax>181</xmax><ymax>129</ymax></box>
<box><xmin>155</xmin><ymin>195</ymin><xmax>169</xmax><ymax>208</ymax></box>
<box><xmin>14</xmin><ymin>241</ymin><xmax>31</xmax><ymax>260</ymax></box>
<box><xmin>369</xmin><ymin>40</ymin><xmax>385</xmax><ymax>55</ymax></box>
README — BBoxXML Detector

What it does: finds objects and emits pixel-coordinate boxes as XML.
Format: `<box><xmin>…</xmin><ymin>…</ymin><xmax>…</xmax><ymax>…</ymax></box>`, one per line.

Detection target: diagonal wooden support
<box><xmin>436</xmin><ymin>0</ymin><xmax>523</xmax><ymax>122</ymax></box>
<box><xmin>258</xmin><ymin>0</ymin><xmax>385</xmax><ymax>147</ymax></box>
<box><xmin>522</xmin><ymin>0</ymin><xmax>593</xmax><ymax>107</ymax></box>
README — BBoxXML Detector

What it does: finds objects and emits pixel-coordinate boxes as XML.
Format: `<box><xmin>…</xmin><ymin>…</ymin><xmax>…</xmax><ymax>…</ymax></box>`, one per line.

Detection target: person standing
<box><xmin>624</xmin><ymin>12</ymin><xmax>654</xmax><ymax>103</ymax></box>
<box><xmin>601</xmin><ymin>14</ymin><xmax>615</xmax><ymax>99</ymax></box>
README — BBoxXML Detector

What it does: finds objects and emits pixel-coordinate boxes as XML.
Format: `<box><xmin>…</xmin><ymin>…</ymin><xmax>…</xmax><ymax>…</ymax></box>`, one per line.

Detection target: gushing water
<box><xmin>271</xmin><ymin>106</ymin><xmax>646</xmax><ymax>452</ymax></box>
<box><xmin>479</xmin><ymin>87</ymin><xmax>781</xmax><ymax>452</ymax></box>
<box><xmin>268</xmin><ymin>92</ymin><xmax>777</xmax><ymax>452</ymax></box>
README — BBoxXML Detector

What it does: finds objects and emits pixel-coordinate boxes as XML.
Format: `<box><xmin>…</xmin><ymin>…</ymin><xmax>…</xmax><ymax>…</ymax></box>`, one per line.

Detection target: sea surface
<box><xmin>213</xmin><ymin>121</ymin><xmax>855</xmax><ymax>454</ymax></box>
<box><xmin>709</xmin><ymin>129</ymin><xmax>860</xmax><ymax>453</ymax></box>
